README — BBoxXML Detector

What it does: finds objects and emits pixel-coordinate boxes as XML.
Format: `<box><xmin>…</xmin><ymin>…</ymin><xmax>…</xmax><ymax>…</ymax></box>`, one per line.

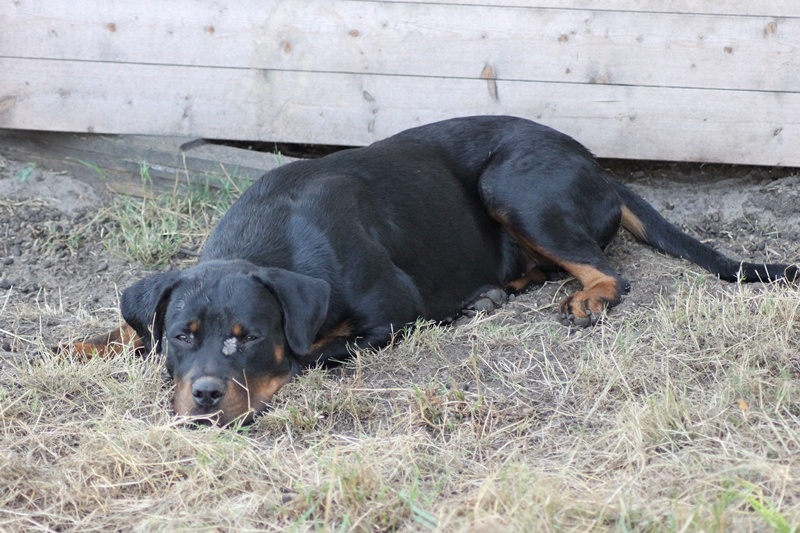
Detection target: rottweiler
<box><xmin>92</xmin><ymin>116</ymin><xmax>797</xmax><ymax>425</ymax></box>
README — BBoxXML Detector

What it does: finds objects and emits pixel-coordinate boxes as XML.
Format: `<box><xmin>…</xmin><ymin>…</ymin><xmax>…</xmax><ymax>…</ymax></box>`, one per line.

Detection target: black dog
<box><xmin>116</xmin><ymin>116</ymin><xmax>797</xmax><ymax>425</ymax></box>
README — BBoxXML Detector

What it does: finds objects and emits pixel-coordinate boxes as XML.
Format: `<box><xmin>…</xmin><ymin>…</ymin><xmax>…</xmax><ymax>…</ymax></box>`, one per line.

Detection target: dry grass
<box><xmin>2</xmin><ymin>277</ymin><xmax>799</xmax><ymax>531</ymax></box>
<box><xmin>70</xmin><ymin>167</ymin><xmax>248</xmax><ymax>269</ymax></box>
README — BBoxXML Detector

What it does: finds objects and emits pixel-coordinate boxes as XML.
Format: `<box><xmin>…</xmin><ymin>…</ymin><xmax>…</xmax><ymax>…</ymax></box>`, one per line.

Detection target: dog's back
<box><xmin>202</xmin><ymin>118</ymin><xmax>539</xmax><ymax>321</ymax></box>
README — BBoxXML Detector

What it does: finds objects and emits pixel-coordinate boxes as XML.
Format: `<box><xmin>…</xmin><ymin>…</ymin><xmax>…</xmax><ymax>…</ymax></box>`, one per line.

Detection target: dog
<box><xmin>90</xmin><ymin>116</ymin><xmax>797</xmax><ymax>425</ymax></box>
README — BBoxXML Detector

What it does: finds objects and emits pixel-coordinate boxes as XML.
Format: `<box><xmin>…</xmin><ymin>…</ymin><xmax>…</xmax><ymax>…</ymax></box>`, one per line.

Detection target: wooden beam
<box><xmin>1</xmin><ymin>1</ymin><xmax>798</xmax><ymax>165</ymax></box>
<box><xmin>3</xmin><ymin>1</ymin><xmax>796</xmax><ymax>92</ymax></box>
<box><xmin>369</xmin><ymin>0</ymin><xmax>800</xmax><ymax>17</ymax></box>
<box><xmin>0</xmin><ymin>129</ymin><xmax>288</xmax><ymax>195</ymax></box>
<box><xmin>1</xmin><ymin>58</ymin><xmax>796</xmax><ymax>165</ymax></box>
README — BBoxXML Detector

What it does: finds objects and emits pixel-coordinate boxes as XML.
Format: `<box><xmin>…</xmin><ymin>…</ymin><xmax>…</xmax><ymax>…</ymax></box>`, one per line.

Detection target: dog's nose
<box><xmin>191</xmin><ymin>376</ymin><xmax>227</xmax><ymax>408</ymax></box>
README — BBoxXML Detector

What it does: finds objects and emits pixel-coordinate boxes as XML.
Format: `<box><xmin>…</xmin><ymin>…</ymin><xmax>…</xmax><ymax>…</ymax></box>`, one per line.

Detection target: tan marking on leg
<box><xmin>505</xmin><ymin>267</ymin><xmax>547</xmax><ymax>292</ymax></box>
<box><xmin>63</xmin><ymin>323</ymin><xmax>142</xmax><ymax>360</ymax></box>
<box><xmin>504</xmin><ymin>240</ymin><xmax>622</xmax><ymax>320</ymax></box>
<box><xmin>311</xmin><ymin>320</ymin><xmax>353</xmax><ymax>353</ymax></box>
<box><xmin>557</xmin><ymin>262</ymin><xmax>622</xmax><ymax>320</ymax></box>
<box><xmin>620</xmin><ymin>205</ymin><xmax>646</xmax><ymax>240</ymax></box>
<box><xmin>488</xmin><ymin>211</ymin><xmax>622</xmax><ymax>324</ymax></box>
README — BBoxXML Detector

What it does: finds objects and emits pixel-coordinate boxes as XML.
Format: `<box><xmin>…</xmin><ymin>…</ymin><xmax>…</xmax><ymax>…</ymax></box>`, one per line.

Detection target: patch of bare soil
<box><xmin>0</xmin><ymin>156</ymin><xmax>147</xmax><ymax>361</ymax></box>
<box><xmin>1</xmin><ymin>153</ymin><xmax>798</xmax><ymax>364</ymax></box>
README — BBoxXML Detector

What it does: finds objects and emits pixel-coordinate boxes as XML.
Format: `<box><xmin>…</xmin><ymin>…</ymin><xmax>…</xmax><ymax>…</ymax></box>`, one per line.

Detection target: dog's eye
<box><xmin>244</xmin><ymin>334</ymin><xmax>258</xmax><ymax>343</ymax></box>
<box><xmin>175</xmin><ymin>334</ymin><xmax>191</xmax><ymax>345</ymax></box>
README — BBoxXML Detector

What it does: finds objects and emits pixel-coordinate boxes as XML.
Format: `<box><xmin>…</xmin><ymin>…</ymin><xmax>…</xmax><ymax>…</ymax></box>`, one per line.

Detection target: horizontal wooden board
<box><xmin>370</xmin><ymin>0</ymin><xmax>800</xmax><ymax>17</ymax></box>
<box><xmin>1</xmin><ymin>57</ymin><xmax>796</xmax><ymax>166</ymax></box>
<box><xmin>2</xmin><ymin>1</ymin><xmax>796</xmax><ymax>92</ymax></box>
<box><xmin>1</xmin><ymin>1</ymin><xmax>798</xmax><ymax>165</ymax></box>
<box><xmin>0</xmin><ymin>129</ymin><xmax>290</xmax><ymax>195</ymax></box>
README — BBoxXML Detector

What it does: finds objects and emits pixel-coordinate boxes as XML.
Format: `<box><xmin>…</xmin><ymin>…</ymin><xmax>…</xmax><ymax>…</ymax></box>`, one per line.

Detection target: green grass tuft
<box><xmin>103</xmin><ymin>164</ymin><xmax>249</xmax><ymax>268</ymax></box>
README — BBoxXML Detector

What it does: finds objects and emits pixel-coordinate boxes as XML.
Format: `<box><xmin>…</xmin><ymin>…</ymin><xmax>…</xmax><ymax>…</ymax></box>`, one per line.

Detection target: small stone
<box><xmin>572</xmin><ymin>316</ymin><xmax>592</xmax><ymax>328</ymax></box>
<box><xmin>11</xmin><ymin>246</ymin><xmax>21</xmax><ymax>257</ymax></box>
<box><xmin>0</xmin><ymin>280</ymin><xmax>10</xmax><ymax>290</ymax></box>
<box><xmin>452</xmin><ymin>315</ymin><xmax>473</xmax><ymax>327</ymax></box>
<box><xmin>95</xmin><ymin>262</ymin><xmax>109</xmax><ymax>273</ymax></box>
<box><xmin>471</xmin><ymin>297</ymin><xmax>495</xmax><ymax>313</ymax></box>
<box><xmin>1</xmin><ymin>342</ymin><xmax>10</xmax><ymax>352</ymax></box>
<box><xmin>485</xmin><ymin>288</ymin><xmax>508</xmax><ymax>306</ymax></box>
<box><xmin>2</xmin><ymin>257</ymin><xmax>13</xmax><ymax>266</ymax></box>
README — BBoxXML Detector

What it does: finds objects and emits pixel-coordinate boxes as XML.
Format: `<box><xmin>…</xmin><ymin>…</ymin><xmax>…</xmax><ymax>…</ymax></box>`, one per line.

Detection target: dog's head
<box><xmin>121</xmin><ymin>260</ymin><xmax>330</xmax><ymax>426</ymax></box>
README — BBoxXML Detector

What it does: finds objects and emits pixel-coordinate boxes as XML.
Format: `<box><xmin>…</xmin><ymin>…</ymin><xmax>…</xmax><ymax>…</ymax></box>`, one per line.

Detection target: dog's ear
<box><xmin>252</xmin><ymin>268</ymin><xmax>330</xmax><ymax>356</ymax></box>
<box><xmin>120</xmin><ymin>271</ymin><xmax>183</xmax><ymax>354</ymax></box>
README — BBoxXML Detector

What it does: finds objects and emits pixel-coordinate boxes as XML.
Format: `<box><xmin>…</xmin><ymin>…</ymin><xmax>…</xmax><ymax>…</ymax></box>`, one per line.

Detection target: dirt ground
<box><xmin>0</xmin><ymin>155</ymin><xmax>142</xmax><ymax>360</ymax></box>
<box><xmin>1</xmin><ymin>151</ymin><xmax>798</xmax><ymax>360</ymax></box>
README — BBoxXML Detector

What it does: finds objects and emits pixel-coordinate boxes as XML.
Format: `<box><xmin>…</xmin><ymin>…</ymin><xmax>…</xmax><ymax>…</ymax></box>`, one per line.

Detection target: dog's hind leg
<box><xmin>505</xmin><ymin>228</ymin><xmax>628</xmax><ymax>326</ymax></box>
<box><xmin>479</xmin><ymin>155</ymin><xmax>629</xmax><ymax>326</ymax></box>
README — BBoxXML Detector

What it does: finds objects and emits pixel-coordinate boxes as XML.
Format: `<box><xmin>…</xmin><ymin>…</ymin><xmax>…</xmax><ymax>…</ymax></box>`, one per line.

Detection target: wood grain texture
<box><xmin>3</xmin><ymin>1</ymin><xmax>795</xmax><ymax>91</ymax></box>
<box><xmin>2</xmin><ymin>57</ymin><xmax>796</xmax><ymax>165</ymax></box>
<box><xmin>1</xmin><ymin>0</ymin><xmax>798</xmax><ymax>165</ymax></box>
<box><xmin>370</xmin><ymin>0</ymin><xmax>800</xmax><ymax>17</ymax></box>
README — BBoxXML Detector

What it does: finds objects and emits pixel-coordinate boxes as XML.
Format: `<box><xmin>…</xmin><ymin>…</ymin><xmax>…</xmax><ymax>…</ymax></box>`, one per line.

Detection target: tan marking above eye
<box><xmin>231</xmin><ymin>324</ymin><xmax>243</xmax><ymax>337</ymax></box>
<box><xmin>189</xmin><ymin>321</ymin><xmax>200</xmax><ymax>333</ymax></box>
<box><xmin>274</xmin><ymin>344</ymin><xmax>285</xmax><ymax>364</ymax></box>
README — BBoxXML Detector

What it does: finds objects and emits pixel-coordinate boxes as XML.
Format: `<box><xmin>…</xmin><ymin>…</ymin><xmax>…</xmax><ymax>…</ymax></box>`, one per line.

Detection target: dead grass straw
<box><xmin>1</xmin><ymin>276</ymin><xmax>799</xmax><ymax>531</ymax></box>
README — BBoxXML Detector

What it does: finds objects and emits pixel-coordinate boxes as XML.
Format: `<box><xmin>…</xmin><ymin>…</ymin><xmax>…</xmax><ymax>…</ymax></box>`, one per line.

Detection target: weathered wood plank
<box><xmin>2</xmin><ymin>1</ymin><xmax>796</xmax><ymax>92</ymax></box>
<box><xmin>0</xmin><ymin>129</ymin><xmax>289</xmax><ymax>195</ymax></box>
<box><xmin>370</xmin><ymin>0</ymin><xmax>800</xmax><ymax>17</ymax></box>
<box><xmin>1</xmin><ymin>1</ymin><xmax>797</xmax><ymax>165</ymax></box>
<box><xmin>1</xmin><ymin>58</ymin><xmax>796</xmax><ymax>166</ymax></box>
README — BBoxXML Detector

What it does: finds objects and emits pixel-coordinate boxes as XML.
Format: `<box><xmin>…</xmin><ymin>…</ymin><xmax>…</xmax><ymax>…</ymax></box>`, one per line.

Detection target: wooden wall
<box><xmin>1</xmin><ymin>1</ymin><xmax>798</xmax><ymax>165</ymax></box>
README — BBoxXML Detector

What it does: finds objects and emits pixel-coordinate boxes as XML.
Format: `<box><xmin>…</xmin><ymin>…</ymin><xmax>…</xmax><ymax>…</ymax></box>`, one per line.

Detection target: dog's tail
<box><xmin>611</xmin><ymin>179</ymin><xmax>798</xmax><ymax>283</ymax></box>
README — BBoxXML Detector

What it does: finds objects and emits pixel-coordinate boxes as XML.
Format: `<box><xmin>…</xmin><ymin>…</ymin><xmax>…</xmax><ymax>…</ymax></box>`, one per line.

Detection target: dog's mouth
<box><xmin>180</xmin><ymin>409</ymin><xmax>258</xmax><ymax>428</ymax></box>
<box><xmin>173</xmin><ymin>371</ymin><xmax>294</xmax><ymax>427</ymax></box>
